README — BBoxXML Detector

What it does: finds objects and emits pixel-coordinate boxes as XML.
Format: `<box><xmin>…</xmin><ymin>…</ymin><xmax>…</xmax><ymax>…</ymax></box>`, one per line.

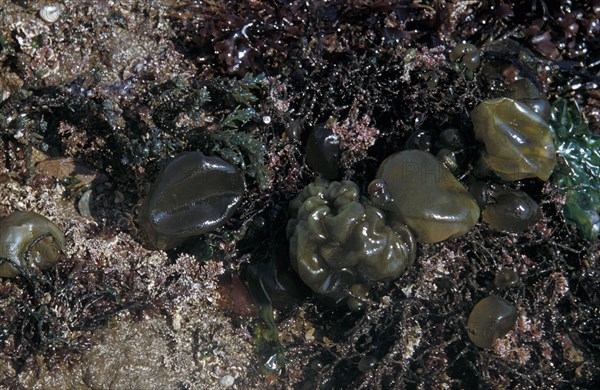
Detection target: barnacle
<box><xmin>481</xmin><ymin>189</ymin><xmax>541</xmax><ymax>232</ymax></box>
<box><xmin>39</xmin><ymin>5</ymin><xmax>61</xmax><ymax>23</ymax></box>
<box><xmin>369</xmin><ymin>150</ymin><xmax>480</xmax><ymax>244</ymax></box>
<box><xmin>467</xmin><ymin>296</ymin><xmax>518</xmax><ymax>349</ymax></box>
<box><xmin>139</xmin><ymin>151</ymin><xmax>245</xmax><ymax>250</ymax></box>
<box><xmin>0</xmin><ymin>211</ymin><xmax>66</xmax><ymax>278</ymax></box>
<box><xmin>471</xmin><ymin>97</ymin><xmax>556</xmax><ymax>181</ymax></box>
<box><xmin>286</xmin><ymin>179</ymin><xmax>416</xmax><ymax>301</ymax></box>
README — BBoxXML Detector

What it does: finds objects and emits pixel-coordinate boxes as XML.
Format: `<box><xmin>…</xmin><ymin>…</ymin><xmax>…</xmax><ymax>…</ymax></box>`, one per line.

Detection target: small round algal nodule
<box><xmin>346</xmin><ymin>297</ymin><xmax>366</xmax><ymax>312</ymax></box>
<box><xmin>468</xmin><ymin>180</ymin><xmax>496</xmax><ymax>208</ymax></box>
<box><xmin>139</xmin><ymin>151</ymin><xmax>245</xmax><ymax>250</ymax></box>
<box><xmin>494</xmin><ymin>269</ymin><xmax>520</xmax><ymax>288</ymax></box>
<box><xmin>450</xmin><ymin>43</ymin><xmax>481</xmax><ymax>70</ymax></box>
<box><xmin>404</xmin><ymin>129</ymin><xmax>434</xmax><ymax>152</ymax></box>
<box><xmin>467</xmin><ymin>296</ymin><xmax>518</xmax><ymax>349</ymax></box>
<box><xmin>504</xmin><ymin>79</ymin><xmax>551</xmax><ymax>121</ymax></box>
<box><xmin>437</xmin><ymin>128</ymin><xmax>465</xmax><ymax>150</ymax></box>
<box><xmin>0</xmin><ymin>211</ymin><xmax>66</xmax><ymax>278</ymax></box>
<box><xmin>305</xmin><ymin>124</ymin><xmax>340</xmax><ymax>180</ymax></box>
<box><xmin>482</xmin><ymin>189</ymin><xmax>541</xmax><ymax>232</ymax></box>
<box><xmin>358</xmin><ymin>355</ymin><xmax>378</xmax><ymax>372</ymax></box>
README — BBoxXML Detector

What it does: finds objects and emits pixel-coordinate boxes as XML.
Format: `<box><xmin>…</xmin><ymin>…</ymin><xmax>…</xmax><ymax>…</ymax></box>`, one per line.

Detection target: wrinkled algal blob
<box><xmin>286</xmin><ymin>179</ymin><xmax>416</xmax><ymax>300</ymax></box>
<box><xmin>471</xmin><ymin>98</ymin><xmax>556</xmax><ymax>181</ymax></box>
<box><xmin>467</xmin><ymin>296</ymin><xmax>518</xmax><ymax>349</ymax></box>
<box><xmin>140</xmin><ymin>151</ymin><xmax>245</xmax><ymax>250</ymax></box>
<box><xmin>305</xmin><ymin>124</ymin><xmax>340</xmax><ymax>180</ymax></box>
<box><xmin>482</xmin><ymin>189</ymin><xmax>541</xmax><ymax>232</ymax></box>
<box><xmin>369</xmin><ymin>150</ymin><xmax>480</xmax><ymax>243</ymax></box>
<box><xmin>0</xmin><ymin>211</ymin><xmax>66</xmax><ymax>278</ymax></box>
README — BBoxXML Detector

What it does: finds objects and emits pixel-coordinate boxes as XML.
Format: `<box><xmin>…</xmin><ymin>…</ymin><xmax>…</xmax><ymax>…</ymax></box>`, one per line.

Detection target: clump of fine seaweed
<box><xmin>206</xmin><ymin>109</ymin><xmax>268</xmax><ymax>189</ymax></box>
<box><xmin>144</xmin><ymin>74</ymin><xmax>269</xmax><ymax>190</ymax></box>
<box><xmin>549</xmin><ymin>98</ymin><xmax>600</xmax><ymax>240</ymax></box>
<box><xmin>0</xmin><ymin>73</ymin><xmax>271</xmax><ymax>193</ymax></box>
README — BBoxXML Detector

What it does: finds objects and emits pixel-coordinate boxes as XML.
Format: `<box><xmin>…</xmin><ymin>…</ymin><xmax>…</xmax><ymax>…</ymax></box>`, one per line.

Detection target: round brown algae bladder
<box><xmin>482</xmin><ymin>189</ymin><xmax>541</xmax><ymax>232</ymax></box>
<box><xmin>467</xmin><ymin>296</ymin><xmax>518</xmax><ymax>349</ymax></box>
<box><xmin>470</xmin><ymin>97</ymin><xmax>556</xmax><ymax>181</ymax></box>
<box><xmin>494</xmin><ymin>269</ymin><xmax>520</xmax><ymax>288</ymax></box>
<box><xmin>0</xmin><ymin>211</ymin><xmax>66</xmax><ymax>278</ymax></box>
<box><xmin>369</xmin><ymin>150</ymin><xmax>480</xmax><ymax>244</ymax></box>
<box><xmin>139</xmin><ymin>151</ymin><xmax>245</xmax><ymax>250</ymax></box>
<box><xmin>286</xmin><ymin>179</ymin><xmax>416</xmax><ymax>300</ymax></box>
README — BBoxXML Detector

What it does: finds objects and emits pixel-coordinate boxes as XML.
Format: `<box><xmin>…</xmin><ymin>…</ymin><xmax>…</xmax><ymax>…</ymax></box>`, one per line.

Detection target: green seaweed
<box><xmin>205</xmin><ymin>124</ymin><xmax>268</xmax><ymax>190</ymax></box>
<box><xmin>219</xmin><ymin>73</ymin><xmax>265</xmax><ymax>106</ymax></box>
<box><xmin>219</xmin><ymin>106</ymin><xmax>257</xmax><ymax>129</ymax></box>
<box><xmin>549</xmin><ymin>98</ymin><xmax>600</xmax><ymax>240</ymax></box>
<box><xmin>144</xmin><ymin>74</ymin><xmax>269</xmax><ymax>190</ymax></box>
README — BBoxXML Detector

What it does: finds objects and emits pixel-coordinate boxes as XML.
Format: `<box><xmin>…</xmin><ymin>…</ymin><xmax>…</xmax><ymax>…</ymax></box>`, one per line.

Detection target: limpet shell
<box><xmin>40</xmin><ymin>5</ymin><xmax>61</xmax><ymax>23</ymax></box>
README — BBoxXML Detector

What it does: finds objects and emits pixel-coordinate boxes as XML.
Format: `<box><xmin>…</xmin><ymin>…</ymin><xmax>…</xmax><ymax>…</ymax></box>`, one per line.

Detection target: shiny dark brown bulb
<box><xmin>140</xmin><ymin>151</ymin><xmax>245</xmax><ymax>250</ymax></box>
